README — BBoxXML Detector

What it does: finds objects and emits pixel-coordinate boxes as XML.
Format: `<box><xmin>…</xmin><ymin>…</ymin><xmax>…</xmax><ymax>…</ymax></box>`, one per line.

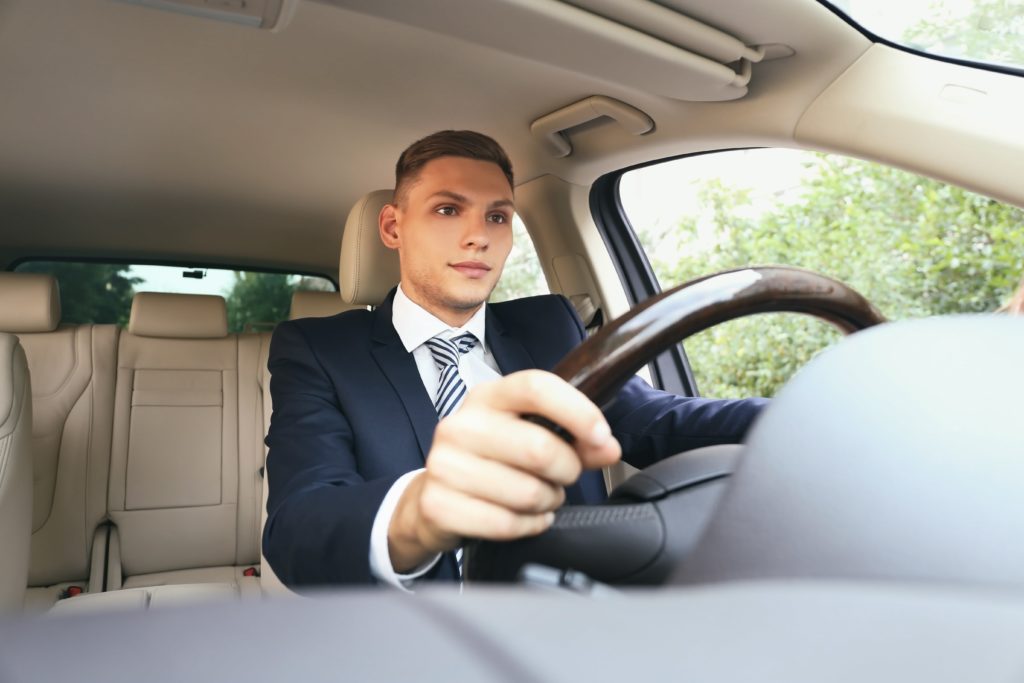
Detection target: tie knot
<box><xmin>426</xmin><ymin>332</ymin><xmax>478</xmax><ymax>371</ymax></box>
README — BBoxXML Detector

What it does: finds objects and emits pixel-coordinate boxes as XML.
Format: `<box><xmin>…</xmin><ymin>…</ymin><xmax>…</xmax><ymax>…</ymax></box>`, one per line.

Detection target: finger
<box><xmin>467</xmin><ymin>370</ymin><xmax>622</xmax><ymax>469</ymax></box>
<box><xmin>427</xmin><ymin>443</ymin><xmax>567</xmax><ymax>513</ymax></box>
<box><xmin>418</xmin><ymin>481</ymin><xmax>556</xmax><ymax>541</ymax></box>
<box><xmin>436</xmin><ymin>410</ymin><xmax>583</xmax><ymax>485</ymax></box>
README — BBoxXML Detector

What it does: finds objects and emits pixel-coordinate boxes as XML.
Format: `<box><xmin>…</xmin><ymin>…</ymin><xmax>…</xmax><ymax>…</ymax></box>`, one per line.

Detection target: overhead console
<box><xmin>321</xmin><ymin>0</ymin><xmax>789</xmax><ymax>102</ymax></box>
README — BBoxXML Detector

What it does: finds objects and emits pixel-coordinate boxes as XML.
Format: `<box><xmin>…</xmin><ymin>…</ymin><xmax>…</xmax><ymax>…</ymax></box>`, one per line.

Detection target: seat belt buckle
<box><xmin>60</xmin><ymin>585</ymin><xmax>84</xmax><ymax>599</ymax></box>
<box><xmin>242</xmin><ymin>567</ymin><xmax>260</xmax><ymax>578</ymax></box>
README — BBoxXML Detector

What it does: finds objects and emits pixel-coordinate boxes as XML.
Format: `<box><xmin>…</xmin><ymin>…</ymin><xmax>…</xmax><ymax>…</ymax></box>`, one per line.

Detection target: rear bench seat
<box><xmin>101</xmin><ymin>292</ymin><xmax>266</xmax><ymax>599</ymax></box>
<box><xmin>0</xmin><ymin>274</ymin><xmax>117</xmax><ymax>612</ymax></box>
<box><xmin>51</xmin><ymin>292</ymin><xmax>270</xmax><ymax>612</ymax></box>
<box><xmin>2</xmin><ymin>274</ymin><xmax>356</xmax><ymax>612</ymax></box>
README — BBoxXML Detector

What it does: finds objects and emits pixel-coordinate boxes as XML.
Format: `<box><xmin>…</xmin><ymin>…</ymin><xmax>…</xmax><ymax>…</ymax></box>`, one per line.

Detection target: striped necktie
<box><xmin>426</xmin><ymin>332</ymin><xmax>479</xmax><ymax>419</ymax></box>
<box><xmin>425</xmin><ymin>331</ymin><xmax>478</xmax><ymax>579</ymax></box>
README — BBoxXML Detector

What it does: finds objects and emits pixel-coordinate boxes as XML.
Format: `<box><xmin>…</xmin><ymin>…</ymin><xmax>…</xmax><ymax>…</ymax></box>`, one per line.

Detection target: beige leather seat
<box><xmin>0</xmin><ymin>333</ymin><xmax>33</xmax><ymax>612</ymax></box>
<box><xmin>259</xmin><ymin>191</ymin><xmax>394</xmax><ymax>593</ymax></box>
<box><xmin>288</xmin><ymin>290</ymin><xmax>366</xmax><ymax>320</ymax></box>
<box><xmin>337</xmin><ymin>189</ymin><xmax>401</xmax><ymax>308</ymax></box>
<box><xmin>103</xmin><ymin>292</ymin><xmax>265</xmax><ymax>598</ymax></box>
<box><xmin>0</xmin><ymin>273</ymin><xmax>118</xmax><ymax>613</ymax></box>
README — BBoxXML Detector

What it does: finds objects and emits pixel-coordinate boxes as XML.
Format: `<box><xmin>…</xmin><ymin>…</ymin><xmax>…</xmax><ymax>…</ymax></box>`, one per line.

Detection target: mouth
<box><xmin>450</xmin><ymin>261</ymin><xmax>492</xmax><ymax>279</ymax></box>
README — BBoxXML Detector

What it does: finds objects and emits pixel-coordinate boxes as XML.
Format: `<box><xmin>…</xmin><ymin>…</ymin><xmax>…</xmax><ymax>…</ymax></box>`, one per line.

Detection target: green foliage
<box><xmin>639</xmin><ymin>154</ymin><xmax>1024</xmax><ymax>399</ymax></box>
<box><xmin>904</xmin><ymin>0</ymin><xmax>1024</xmax><ymax>66</ymax></box>
<box><xmin>224</xmin><ymin>272</ymin><xmax>331</xmax><ymax>333</ymax></box>
<box><xmin>15</xmin><ymin>261</ymin><xmax>141</xmax><ymax>326</ymax></box>
<box><xmin>490</xmin><ymin>219</ymin><xmax>547</xmax><ymax>302</ymax></box>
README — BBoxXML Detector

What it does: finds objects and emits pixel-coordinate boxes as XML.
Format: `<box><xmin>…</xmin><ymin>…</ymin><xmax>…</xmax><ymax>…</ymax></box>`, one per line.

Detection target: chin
<box><xmin>444</xmin><ymin>295</ymin><xmax>488</xmax><ymax>312</ymax></box>
<box><xmin>442</xmin><ymin>286</ymin><xmax>492</xmax><ymax>311</ymax></box>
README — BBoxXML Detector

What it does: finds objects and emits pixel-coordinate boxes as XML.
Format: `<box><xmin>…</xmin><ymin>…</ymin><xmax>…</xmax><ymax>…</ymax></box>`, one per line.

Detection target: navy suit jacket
<box><xmin>264</xmin><ymin>290</ymin><xmax>766</xmax><ymax>586</ymax></box>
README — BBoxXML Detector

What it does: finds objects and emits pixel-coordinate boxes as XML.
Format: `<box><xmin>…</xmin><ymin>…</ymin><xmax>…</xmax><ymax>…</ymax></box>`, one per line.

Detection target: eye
<box><xmin>435</xmin><ymin>205</ymin><xmax>457</xmax><ymax>216</ymax></box>
<box><xmin>487</xmin><ymin>213</ymin><xmax>509</xmax><ymax>224</ymax></box>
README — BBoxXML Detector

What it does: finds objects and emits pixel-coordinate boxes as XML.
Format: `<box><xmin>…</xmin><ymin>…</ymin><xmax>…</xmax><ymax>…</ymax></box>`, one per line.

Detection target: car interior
<box><xmin>1</xmin><ymin>0</ymin><xmax>1023</xmax><ymax>677</ymax></box>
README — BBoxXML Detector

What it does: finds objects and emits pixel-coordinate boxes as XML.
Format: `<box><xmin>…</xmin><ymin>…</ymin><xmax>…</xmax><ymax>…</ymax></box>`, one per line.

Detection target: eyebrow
<box><xmin>428</xmin><ymin>190</ymin><xmax>515</xmax><ymax>211</ymax></box>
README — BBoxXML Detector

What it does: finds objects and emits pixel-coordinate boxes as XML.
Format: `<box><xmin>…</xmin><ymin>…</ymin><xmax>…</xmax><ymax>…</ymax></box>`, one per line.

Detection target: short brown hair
<box><xmin>393</xmin><ymin>130</ymin><xmax>514</xmax><ymax>205</ymax></box>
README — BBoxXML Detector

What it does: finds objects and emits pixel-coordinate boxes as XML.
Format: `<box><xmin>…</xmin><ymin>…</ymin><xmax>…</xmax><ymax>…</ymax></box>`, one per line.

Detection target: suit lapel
<box><xmin>370</xmin><ymin>291</ymin><xmax>438</xmax><ymax>461</ymax></box>
<box><xmin>485</xmin><ymin>306</ymin><xmax>535</xmax><ymax>374</ymax></box>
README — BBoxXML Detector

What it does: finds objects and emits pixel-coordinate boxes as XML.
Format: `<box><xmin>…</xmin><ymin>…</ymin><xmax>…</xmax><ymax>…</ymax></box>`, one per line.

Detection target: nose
<box><xmin>460</xmin><ymin>211</ymin><xmax>491</xmax><ymax>250</ymax></box>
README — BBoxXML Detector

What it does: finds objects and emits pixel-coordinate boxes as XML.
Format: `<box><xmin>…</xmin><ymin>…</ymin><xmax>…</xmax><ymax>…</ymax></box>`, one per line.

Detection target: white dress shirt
<box><xmin>368</xmin><ymin>284</ymin><xmax>502</xmax><ymax>589</ymax></box>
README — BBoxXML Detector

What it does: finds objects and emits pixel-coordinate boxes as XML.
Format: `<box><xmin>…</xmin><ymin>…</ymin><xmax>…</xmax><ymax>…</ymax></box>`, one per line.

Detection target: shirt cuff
<box><xmin>369</xmin><ymin>468</ymin><xmax>442</xmax><ymax>591</ymax></box>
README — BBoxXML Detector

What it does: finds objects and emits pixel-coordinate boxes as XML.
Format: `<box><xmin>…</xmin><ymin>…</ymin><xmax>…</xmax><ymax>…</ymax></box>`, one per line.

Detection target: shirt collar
<box><xmin>392</xmin><ymin>284</ymin><xmax>487</xmax><ymax>353</ymax></box>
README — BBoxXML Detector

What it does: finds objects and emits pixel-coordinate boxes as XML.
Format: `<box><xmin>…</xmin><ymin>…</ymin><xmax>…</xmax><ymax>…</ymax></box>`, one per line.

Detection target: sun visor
<box><xmin>322</xmin><ymin>0</ymin><xmax>777</xmax><ymax>102</ymax></box>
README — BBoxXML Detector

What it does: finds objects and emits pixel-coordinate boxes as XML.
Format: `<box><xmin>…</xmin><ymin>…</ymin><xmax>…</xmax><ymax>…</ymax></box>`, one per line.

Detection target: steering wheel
<box><xmin>463</xmin><ymin>266</ymin><xmax>886</xmax><ymax>585</ymax></box>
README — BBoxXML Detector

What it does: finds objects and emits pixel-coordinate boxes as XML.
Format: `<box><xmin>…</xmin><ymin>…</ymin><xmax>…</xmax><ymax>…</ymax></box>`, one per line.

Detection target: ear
<box><xmin>378</xmin><ymin>203</ymin><xmax>401</xmax><ymax>250</ymax></box>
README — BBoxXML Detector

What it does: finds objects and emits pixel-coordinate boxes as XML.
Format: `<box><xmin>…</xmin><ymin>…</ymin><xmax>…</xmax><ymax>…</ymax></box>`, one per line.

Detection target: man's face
<box><xmin>381</xmin><ymin>156</ymin><xmax>514</xmax><ymax>323</ymax></box>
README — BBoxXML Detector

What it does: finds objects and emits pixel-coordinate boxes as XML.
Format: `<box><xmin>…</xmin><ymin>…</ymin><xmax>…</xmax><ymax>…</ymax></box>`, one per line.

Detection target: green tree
<box><xmin>490</xmin><ymin>219</ymin><xmax>547</xmax><ymax>302</ymax></box>
<box><xmin>640</xmin><ymin>155</ymin><xmax>1024</xmax><ymax>399</ymax></box>
<box><xmin>224</xmin><ymin>272</ymin><xmax>330</xmax><ymax>332</ymax></box>
<box><xmin>904</xmin><ymin>0</ymin><xmax>1024</xmax><ymax>66</ymax></box>
<box><xmin>15</xmin><ymin>261</ymin><xmax>141</xmax><ymax>326</ymax></box>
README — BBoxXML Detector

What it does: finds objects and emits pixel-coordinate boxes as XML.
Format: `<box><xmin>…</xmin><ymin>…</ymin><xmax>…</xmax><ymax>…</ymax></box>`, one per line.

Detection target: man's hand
<box><xmin>388</xmin><ymin>370</ymin><xmax>621</xmax><ymax>573</ymax></box>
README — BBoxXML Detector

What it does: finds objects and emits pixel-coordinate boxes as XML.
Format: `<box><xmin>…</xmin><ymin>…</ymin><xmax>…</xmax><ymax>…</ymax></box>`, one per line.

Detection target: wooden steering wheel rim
<box><xmin>553</xmin><ymin>266</ymin><xmax>887</xmax><ymax>406</ymax></box>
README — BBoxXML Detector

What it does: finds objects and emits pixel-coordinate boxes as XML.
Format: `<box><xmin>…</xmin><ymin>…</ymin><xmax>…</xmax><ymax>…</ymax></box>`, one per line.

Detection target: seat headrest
<box><xmin>128</xmin><ymin>293</ymin><xmax>228</xmax><ymax>339</ymax></box>
<box><xmin>289</xmin><ymin>291</ymin><xmax>364</xmax><ymax>320</ymax></box>
<box><xmin>0</xmin><ymin>273</ymin><xmax>61</xmax><ymax>333</ymax></box>
<box><xmin>339</xmin><ymin>190</ymin><xmax>400</xmax><ymax>306</ymax></box>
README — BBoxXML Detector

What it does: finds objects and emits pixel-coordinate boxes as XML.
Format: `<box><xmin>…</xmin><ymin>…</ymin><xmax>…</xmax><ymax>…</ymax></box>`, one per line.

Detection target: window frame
<box><xmin>9</xmin><ymin>256</ymin><xmax>338</xmax><ymax>291</ymax></box>
<box><xmin>10</xmin><ymin>256</ymin><xmax>339</xmax><ymax>330</ymax></box>
<box><xmin>817</xmin><ymin>0</ymin><xmax>1024</xmax><ymax>79</ymax></box>
<box><xmin>590</xmin><ymin>169</ymin><xmax>700</xmax><ymax>397</ymax></box>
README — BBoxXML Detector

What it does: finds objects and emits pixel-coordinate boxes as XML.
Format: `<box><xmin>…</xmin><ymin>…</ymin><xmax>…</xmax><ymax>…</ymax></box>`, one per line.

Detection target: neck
<box><xmin>400</xmin><ymin>282</ymin><xmax>481</xmax><ymax>328</ymax></box>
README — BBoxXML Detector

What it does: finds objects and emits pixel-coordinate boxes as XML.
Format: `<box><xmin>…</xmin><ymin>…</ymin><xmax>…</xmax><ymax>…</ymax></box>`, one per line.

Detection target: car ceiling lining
<box><xmin>318</xmin><ymin>0</ymin><xmax>786</xmax><ymax>102</ymax></box>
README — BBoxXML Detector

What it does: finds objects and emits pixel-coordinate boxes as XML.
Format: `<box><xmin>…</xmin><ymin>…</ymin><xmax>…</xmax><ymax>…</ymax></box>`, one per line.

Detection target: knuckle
<box><xmin>425</xmin><ymin>447</ymin><xmax>455</xmax><ymax>478</ymax></box>
<box><xmin>523</xmin><ymin>478</ymin><xmax>553</xmax><ymax>510</ymax></box>
<box><xmin>521</xmin><ymin>434</ymin><xmax>555</xmax><ymax>472</ymax></box>
<box><xmin>494</xmin><ymin>511</ymin><xmax>523</xmax><ymax>539</ymax></box>
<box><xmin>418</xmin><ymin>482</ymin><xmax>440</xmax><ymax>510</ymax></box>
<box><xmin>564</xmin><ymin>453</ymin><xmax>583</xmax><ymax>480</ymax></box>
<box><xmin>418</xmin><ymin>486</ymin><xmax>447</xmax><ymax>526</ymax></box>
<box><xmin>520</xmin><ymin>370</ymin><xmax>548</xmax><ymax>396</ymax></box>
<box><xmin>434</xmin><ymin>416</ymin><xmax>469</xmax><ymax>447</ymax></box>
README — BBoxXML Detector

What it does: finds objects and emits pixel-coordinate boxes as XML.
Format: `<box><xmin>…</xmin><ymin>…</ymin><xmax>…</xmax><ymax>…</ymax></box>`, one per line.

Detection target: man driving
<box><xmin>263</xmin><ymin>130</ymin><xmax>766</xmax><ymax>588</ymax></box>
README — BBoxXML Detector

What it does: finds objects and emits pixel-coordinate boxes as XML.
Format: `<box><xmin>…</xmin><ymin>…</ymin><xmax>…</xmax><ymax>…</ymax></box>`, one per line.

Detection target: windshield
<box><xmin>830</xmin><ymin>0</ymin><xmax>1024</xmax><ymax>70</ymax></box>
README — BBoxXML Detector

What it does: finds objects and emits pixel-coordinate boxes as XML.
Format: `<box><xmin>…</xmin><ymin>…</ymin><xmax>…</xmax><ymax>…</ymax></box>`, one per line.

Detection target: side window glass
<box><xmin>13</xmin><ymin>261</ymin><xmax>335</xmax><ymax>332</ymax></box>
<box><xmin>489</xmin><ymin>215</ymin><xmax>548</xmax><ymax>302</ymax></box>
<box><xmin>620</xmin><ymin>149</ymin><xmax>1024</xmax><ymax>398</ymax></box>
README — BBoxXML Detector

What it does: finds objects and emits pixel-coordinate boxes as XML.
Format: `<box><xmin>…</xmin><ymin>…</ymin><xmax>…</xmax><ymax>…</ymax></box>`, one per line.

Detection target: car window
<box><xmin>12</xmin><ymin>261</ymin><xmax>335</xmax><ymax>332</ymax></box>
<box><xmin>620</xmin><ymin>149</ymin><xmax>1024</xmax><ymax>398</ymax></box>
<box><xmin>489</xmin><ymin>216</ymin><xmax>548</xmax><ymax>302</ymax></box>
<box><xmin>830</xmin><ymin>0</ymin><xmax>1024</xmax><ymax>71</ymax></box>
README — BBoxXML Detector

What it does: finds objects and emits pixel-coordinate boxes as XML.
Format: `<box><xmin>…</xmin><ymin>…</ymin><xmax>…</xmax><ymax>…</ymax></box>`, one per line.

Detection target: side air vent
<box><xmin>117</xmin><ymin>0</ymin><xmax>297</xmax><ymax>30</ymax></box>
<box><xmin>323</xmin><ymin>0</ymin><xmax>784</xmax><ymax>101</ymax></box>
